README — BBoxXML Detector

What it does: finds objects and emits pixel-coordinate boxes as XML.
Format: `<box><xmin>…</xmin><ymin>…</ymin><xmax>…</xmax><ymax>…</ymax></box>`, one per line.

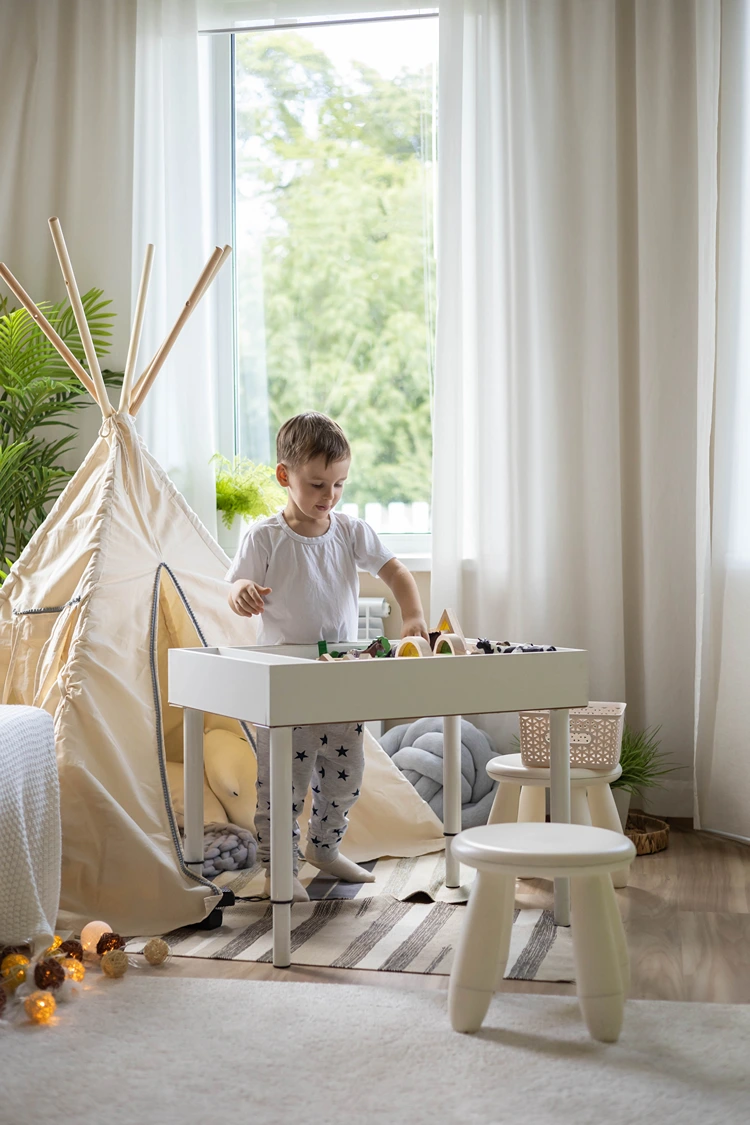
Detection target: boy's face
<box><xmin>277</xmin><ymin>454</ymin><xmax>351</xmax><ymax>520</ymax></box>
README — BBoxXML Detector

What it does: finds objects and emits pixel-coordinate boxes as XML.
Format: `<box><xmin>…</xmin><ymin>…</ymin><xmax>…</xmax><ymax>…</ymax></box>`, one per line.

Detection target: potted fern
<box><xmin>212</xmin><ymin>455</ymin><xmax>285</xmax><ymax>555</ymax></box>
<box><xmin>611</xmin><ymin>725</ymin><xmax>679</xmax><ymax>827</ymax></box>
<box><xmin>0</xmin><ymin>290</ymin><xmax>120</xmax><ymax>580</ymax></box>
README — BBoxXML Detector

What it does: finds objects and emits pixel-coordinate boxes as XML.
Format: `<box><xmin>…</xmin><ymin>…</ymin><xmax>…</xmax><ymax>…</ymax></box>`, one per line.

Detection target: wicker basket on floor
<box><xmin>625</xmin><ymin>811</ymin><xmax>669</xmax><ymax>855</ymax></box>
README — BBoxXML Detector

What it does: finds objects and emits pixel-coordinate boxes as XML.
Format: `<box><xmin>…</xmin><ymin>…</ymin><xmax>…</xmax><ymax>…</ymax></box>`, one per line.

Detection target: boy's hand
<box><xmin>228</xmin><ymin>579</ymin><xmax>272</xmax><ymax>617</ymax></box>
<box><xmin>401</xmin><ymin>617</ymin><xmax>429</xmax><ymax>641</ymax></box>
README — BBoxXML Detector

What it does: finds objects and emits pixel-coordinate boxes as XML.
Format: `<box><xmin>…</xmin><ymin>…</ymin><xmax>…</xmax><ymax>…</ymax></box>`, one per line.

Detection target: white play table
<box><xmin>168</xmin><ymin>642</ymin><xmax>589</xmax><ymax>967</ymax></box>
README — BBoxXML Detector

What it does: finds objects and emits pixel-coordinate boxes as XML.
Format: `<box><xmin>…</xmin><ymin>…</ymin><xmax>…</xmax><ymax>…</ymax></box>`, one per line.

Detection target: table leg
<box><xmin>270</xmin><ymin>726</ymin><xmax>294</xmax><ymax>968</ymax></box>
<box><xmin>549</xmin><ymin>707</ymin><xmax>571</xmax><ymax>926</ymax></box>
<box><xmin>443</xmin><ymin>714</ymin><xmax>462</xmax><ymax>888</ymax></box>
<box><xmin>183</xmin><ymin>708</ymin><xmax>204</xmax><ymax>875</ymax></box>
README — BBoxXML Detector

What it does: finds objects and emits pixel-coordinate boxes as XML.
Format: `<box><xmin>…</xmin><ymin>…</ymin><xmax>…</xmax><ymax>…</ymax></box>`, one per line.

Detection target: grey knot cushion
<box><xmin>201</xmin><ymin>822</ymin><xmax>257</xmax><ymax>880</ymax></box>
<box><xmin>379</xmin><ymin>717</ymin><xmax>498</xmax><ymax>829</ymax></box>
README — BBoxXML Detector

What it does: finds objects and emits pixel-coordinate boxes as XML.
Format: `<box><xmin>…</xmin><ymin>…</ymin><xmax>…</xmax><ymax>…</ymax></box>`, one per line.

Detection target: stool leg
<box><xmin>449</xmin><ymin>872</ymin><xmax>515</xmax><ymax>1033</ymax></box>
<box><xmin>570</xmin><ymin>873</ymin><xmax>625</xmax><ymax>1043</ymax></box>
<box><xmin>602</xmin><ymin>872</ymin><xmax>631</xmax><ymax>995</ymax></box>
<box><xmin>518</xmin><ymin>785</ymin><xmax>546</xmax><ymax>822</ymax></box>
<box><xmin>587</xmin><ymin>784</ymin><xmax>630</xmax><ymax>888</ymax></box>
<box><xmin>570</xmin><ymin>788</ymin><xmax>592</xmax><ymax>826</ymax></box>
<box><xmin>487</xmin><ymin>781</ymin><xmax>521</xmax><ymax>825</ymax></box>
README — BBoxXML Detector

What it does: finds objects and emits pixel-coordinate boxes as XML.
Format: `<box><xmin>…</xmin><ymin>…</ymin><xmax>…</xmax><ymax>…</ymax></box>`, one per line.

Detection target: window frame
<box><xmin>202</xmin><ymin>17</ymin><xmax>435</xmax><ymax>564</ymax></box>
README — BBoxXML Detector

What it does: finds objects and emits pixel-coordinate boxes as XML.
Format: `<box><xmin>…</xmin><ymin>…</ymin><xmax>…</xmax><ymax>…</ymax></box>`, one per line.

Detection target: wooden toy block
<box><xmin>433</xmin><ymin>633</ymin><xmax>469</xmax><ymax>655</ymax></box>
<box><xmin>435</xmin><ymin>608</ymin><xmax>466</xmax><ymax>642</ymax></box>
<box><xmin>395</xmin><ymin>636</ymin><xmax>433</xmax><ymax>657</ymax></box>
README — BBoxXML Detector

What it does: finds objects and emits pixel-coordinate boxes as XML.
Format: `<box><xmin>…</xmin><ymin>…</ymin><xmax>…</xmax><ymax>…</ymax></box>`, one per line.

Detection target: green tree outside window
<box><xmin>234</xmin><ymin>30</ymin><xmax>436</xmax><ymax>517</ymax></box>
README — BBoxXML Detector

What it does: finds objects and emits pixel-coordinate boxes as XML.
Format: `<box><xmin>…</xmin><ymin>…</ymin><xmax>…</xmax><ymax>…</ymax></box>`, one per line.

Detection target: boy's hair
<box><xmin>276</xmin><ymin>412</ymin><xmax>351</xmax><ymax>469</ymax></box>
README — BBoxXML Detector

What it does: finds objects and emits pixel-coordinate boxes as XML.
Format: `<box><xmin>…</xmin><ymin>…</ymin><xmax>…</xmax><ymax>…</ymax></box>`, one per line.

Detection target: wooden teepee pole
<box><xmin>48</xmin><ymin>217</ymin><xmax>113</xmax><ymax>417</ymax></box>
<box><xmin>0</xmin><ymin>262</ymin><xmax>99</xmax><ymax>400</ymax></box>
<box><xmin>129</xmin><ymin>245</ymin><xmax>231</xmax><ymax>416</ymax></box>
<box><xmin>198</xmin><ymin>242</ymin><xmax>232</xmax><ymax>299</ymax></box>
<box><xmin>130</xmin><ymin>244</ymin><xmax>231</xmax><ymax>416</ymax></box>
<box><xmin>119</xmin><ymin>243</ymin><xmax>154</xmax><ymax>413</ymax></box>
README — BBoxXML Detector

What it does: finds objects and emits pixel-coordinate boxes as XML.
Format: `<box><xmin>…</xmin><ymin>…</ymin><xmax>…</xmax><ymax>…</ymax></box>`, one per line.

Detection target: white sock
<box><xmin>304</xmin><ymin>845</ymin><xmax>376</xmax><ymax>883</ymax></box>
<box><xmin>263</xmin><ymin>871</ymin><xmax>309</xmax><ymax>902</ymax></box>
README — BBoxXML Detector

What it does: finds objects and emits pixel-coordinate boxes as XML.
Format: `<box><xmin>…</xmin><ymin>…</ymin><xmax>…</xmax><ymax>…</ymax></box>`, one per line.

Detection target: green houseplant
<box><xmin>610</xmin><ymin>724</ymin><xmax>680</xmax><ymax>826</ymax></box>
<box><xmin>0</xmin><ymin>290</ymin><xmax>120</xmax><ymax>579</ymax></box>
<box><xmin>212</xmin><ymin>454</ymin><xmax>285</xmax><ymax>553</ymax></box>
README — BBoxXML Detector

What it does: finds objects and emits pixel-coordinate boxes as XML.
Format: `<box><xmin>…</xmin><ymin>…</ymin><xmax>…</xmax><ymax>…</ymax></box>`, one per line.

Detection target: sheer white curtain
<box><xmin>695</xmin><ymin>0</ymin><xmax>750</xmax><ymax>841</ymax></box>
<box><xmin>0</xmin><ymin>0</ymin><xmax>223</xmax><ymax>530</ymax></box>
<box><xmin>132</xmin><ymin>0</ymin><xmax>222</xmax><ymax>533</ymax></box>
<box><xmin>0</xmin><ymin>0</ymin><xmax>136</xmax><ymax>458</ymax></box>
<box><xmin>433</xmin><ymin>0</ymin><xmax>720</xmax><ymax>815</ymax></box>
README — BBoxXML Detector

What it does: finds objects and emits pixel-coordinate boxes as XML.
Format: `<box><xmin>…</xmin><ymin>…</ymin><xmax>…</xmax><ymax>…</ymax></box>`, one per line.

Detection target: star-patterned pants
<box><xmin>254</xmin><ymin>721</ymin><xmax>365</xmax><ymax>872</ymax></box>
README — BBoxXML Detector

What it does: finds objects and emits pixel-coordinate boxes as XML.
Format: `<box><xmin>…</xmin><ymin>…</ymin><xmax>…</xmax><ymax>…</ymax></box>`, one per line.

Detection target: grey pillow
<box><xmin>380</xmin><ymin>718</ymin><xmax>498</xmax><ymax>828</ymax></box>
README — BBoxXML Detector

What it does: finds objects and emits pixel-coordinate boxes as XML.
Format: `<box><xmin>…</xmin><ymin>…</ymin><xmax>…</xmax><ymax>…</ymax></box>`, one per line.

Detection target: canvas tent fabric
<box><xmin>0</xmin><ymin>413</ymin><xmax>444</xmax><ymax>936</ymax></box>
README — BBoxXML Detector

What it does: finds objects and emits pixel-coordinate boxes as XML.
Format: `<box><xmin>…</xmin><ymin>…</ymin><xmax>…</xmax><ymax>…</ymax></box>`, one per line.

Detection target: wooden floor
<box><xmin>143</xmin><ymin>820</ymin><xmax>750</xmax><ymax>1004</ymax></box>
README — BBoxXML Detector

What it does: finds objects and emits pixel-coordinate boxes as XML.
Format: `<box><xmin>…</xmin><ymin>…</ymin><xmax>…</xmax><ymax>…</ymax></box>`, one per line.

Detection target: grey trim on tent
<box><xmin>13</xmin><ymin>596</ymin><xmax>82</xmax><ymax>616</ymax></box>
<box><xmin>149</xmin><ymin>562</ymin><xmax>257</xmax><ymax>900</ymax></box>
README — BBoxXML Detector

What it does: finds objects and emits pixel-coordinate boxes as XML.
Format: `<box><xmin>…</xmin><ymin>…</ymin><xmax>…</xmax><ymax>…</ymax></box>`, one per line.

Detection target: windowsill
<box><xmin>397</xmin><ymin>553</ymin><xmax>431</xmax><ymax>572</ymax></box>
<box><xmin>359</xmin><ymin>554</ymin><xmax>431</xmax><ymax>575</ymax></box>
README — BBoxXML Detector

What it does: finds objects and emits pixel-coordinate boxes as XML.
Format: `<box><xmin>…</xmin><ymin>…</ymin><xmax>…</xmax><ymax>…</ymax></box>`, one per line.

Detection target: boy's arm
<box><xmin>228</xmin><ymin>578</ymin><xmax>272</xmax><ymax>617</ymax></box>
<box><xmin>226</xmin><ymin>528</ymin><xmax>271</xmax><ymax>617</ymax></box>
<box><xmin>377</xmin><ymin>558</ymin><xmax>429</xmax><ymax>640</ymax></box>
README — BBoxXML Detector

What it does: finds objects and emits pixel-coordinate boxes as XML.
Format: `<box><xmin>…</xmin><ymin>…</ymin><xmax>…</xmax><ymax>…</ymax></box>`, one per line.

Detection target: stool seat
<box><xmin>487</xmin><ymin>753</ymin><xmax>622</xmax><ymax>786</ymax></box>
<box><xmin>449</xmin><ymin>822</ymin><xmax>636</xmax><ymax>1043</ymax></box>
<box><xmin>454</xmin><ymin>822</ymin><xmax>635</xmax><ymax>877</ymax></box>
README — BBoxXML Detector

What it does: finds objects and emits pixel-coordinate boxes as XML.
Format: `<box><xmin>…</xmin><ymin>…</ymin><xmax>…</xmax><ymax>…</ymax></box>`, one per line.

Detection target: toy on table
<box><xmin>317</xmin><ymin>637</ymin><xmax>393</xmax><ymax>660</ymax></box>
<box><xmin>316</xmin><ymin>610</ymin><xmax>557</xmax><ymax>661</ymax></box>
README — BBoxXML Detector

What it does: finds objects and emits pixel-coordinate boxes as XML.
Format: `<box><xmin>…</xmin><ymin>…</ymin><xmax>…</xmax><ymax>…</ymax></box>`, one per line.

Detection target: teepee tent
<box><xmin>0</xmin><ymin>221</ymin><xmax>443</xmax><ymax>936</ymax></box>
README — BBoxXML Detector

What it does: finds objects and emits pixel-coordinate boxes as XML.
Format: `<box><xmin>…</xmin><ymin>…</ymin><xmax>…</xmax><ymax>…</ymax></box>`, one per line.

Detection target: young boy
<box><xmin>226</xmin><ymin>411</ymin><xmax>429</xmax><ymax>901</ymax></box>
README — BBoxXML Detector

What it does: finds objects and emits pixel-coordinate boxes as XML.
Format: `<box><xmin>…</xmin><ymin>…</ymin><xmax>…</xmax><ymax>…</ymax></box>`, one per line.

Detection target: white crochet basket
<box><xmin>519</xmin><ymin>702</ymin><xmax>626</xmax><ymax>770</ymax></box>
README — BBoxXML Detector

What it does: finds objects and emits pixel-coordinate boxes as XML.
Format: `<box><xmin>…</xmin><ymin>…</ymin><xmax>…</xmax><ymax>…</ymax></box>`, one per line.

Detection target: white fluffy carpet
<box><xmin>4</xmin><ymin>976</ymin><xmax>749</xmax><ymax>1125</ymax></box>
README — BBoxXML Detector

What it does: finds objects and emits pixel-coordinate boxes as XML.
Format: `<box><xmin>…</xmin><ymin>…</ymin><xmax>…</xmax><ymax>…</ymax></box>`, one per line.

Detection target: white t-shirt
<box><xmin>225</xmin><ymin>511</ymin><xmax>394</xmax><ymax>645</ymax></box>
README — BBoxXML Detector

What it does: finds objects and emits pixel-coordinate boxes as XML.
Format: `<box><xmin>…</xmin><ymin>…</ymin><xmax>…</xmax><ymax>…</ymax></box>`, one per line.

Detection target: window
<box><xmin>207</xmin><ymin>13</ymin><xmax>437</xmax><ymax>558</ymax></box>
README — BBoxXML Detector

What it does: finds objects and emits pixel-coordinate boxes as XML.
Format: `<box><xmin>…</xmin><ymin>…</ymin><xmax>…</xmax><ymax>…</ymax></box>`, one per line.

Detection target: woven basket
<box><xmin>625</xmin><ymin>811</ymin><xmax>669</xmax><ymax>855</ymax></box>
<box><xmin>519</xmin><ymin>702</ymin><xmax>626</xmax><ymax>769</ymax></box>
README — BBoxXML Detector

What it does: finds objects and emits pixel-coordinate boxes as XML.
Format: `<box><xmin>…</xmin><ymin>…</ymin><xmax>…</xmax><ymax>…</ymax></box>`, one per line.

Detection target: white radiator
<box><xmin>358</xmin><ymin>596</ymin><xmax>391</xmax><ymax>641</ymax></box>
<box><xmin>357</xmin><ymin>598</ymin><xmax>391</xmax><ymax>739</ymax></box>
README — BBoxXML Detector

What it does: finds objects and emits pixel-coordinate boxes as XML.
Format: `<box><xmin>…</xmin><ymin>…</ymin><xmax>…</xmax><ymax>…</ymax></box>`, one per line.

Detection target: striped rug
<box><xmin>126</xmin><ymin>855</ymin><xmax>575</xmax><ymax>982</ymax></box>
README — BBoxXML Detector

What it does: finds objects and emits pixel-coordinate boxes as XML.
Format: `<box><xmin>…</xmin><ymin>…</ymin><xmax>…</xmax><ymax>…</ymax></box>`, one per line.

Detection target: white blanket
<box><xmin>0</xmin><ymin>705</ymin><xmax>60</xmax><ymax>950</ymax></box>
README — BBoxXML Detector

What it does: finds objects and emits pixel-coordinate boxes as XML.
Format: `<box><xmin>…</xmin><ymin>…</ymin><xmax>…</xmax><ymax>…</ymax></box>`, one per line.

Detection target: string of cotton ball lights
<box><xmin>0</xmin><ymin>919</ymin><xmax>172</xmax><ymax>1029</ymax></box>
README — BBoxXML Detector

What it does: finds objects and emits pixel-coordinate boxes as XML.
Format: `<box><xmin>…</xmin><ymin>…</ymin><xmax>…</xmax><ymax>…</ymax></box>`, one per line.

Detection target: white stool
<box><xmin>486</xmin><ymin>753</ymin><xmax>629</xmax><ymax>888</ymax></box>
<box><xmin>449</xmin><ymin>822</ymin><xmax>636</xmax><ymax>1042</ymax></box>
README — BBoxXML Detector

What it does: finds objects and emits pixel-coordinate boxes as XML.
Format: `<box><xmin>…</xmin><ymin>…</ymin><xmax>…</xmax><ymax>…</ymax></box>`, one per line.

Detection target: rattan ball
<box><xmin>1</xmin><ymin>953</ymin><xmax>30</xmax><ymax>978</ymax></box>
<box><xmin>41</xmin><ymin>935</ymin><xmax>63</xmax><ymax>958</ymax></box>
<box><xmin>2</xmin><ymin>964</ymin><xmax>26</xmax><ymax>992</ymax></box>
<box><xmin>58</xmin><ymin>939</ymin><xmax>84</xmax><ymax>962</ymax></box>
<box><xmin>34</xmin><ymin>957</ymin><xmax>66</xmax><ymax>991</ymax></box>
<box><xmin>143</xmin><ymin>938</ymin><xmax>170</xmax><ymax>966</ymax></box>
<box><xmin>24</xmin><ymin>990</ymin><xmax>56</xmax><ymax>1024</ymax></box>
<box><xmin>61</xmin><ymin>957</ymin><xmax>86</xmax><ymax>983</ymax></box>
<box><xmin>96</xmin><ymin>932</ymin><xmax>126</xmax><ymax>957</ymax></box>
<box><xmin>0</xmin><ymin>944</ymin><xmax>31</xmax><ymax>961</ymax></box>
<box><xmin>101</xmin><ymin>949</ymin><xmax>129</xmax><ymax>978</ymax></box>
